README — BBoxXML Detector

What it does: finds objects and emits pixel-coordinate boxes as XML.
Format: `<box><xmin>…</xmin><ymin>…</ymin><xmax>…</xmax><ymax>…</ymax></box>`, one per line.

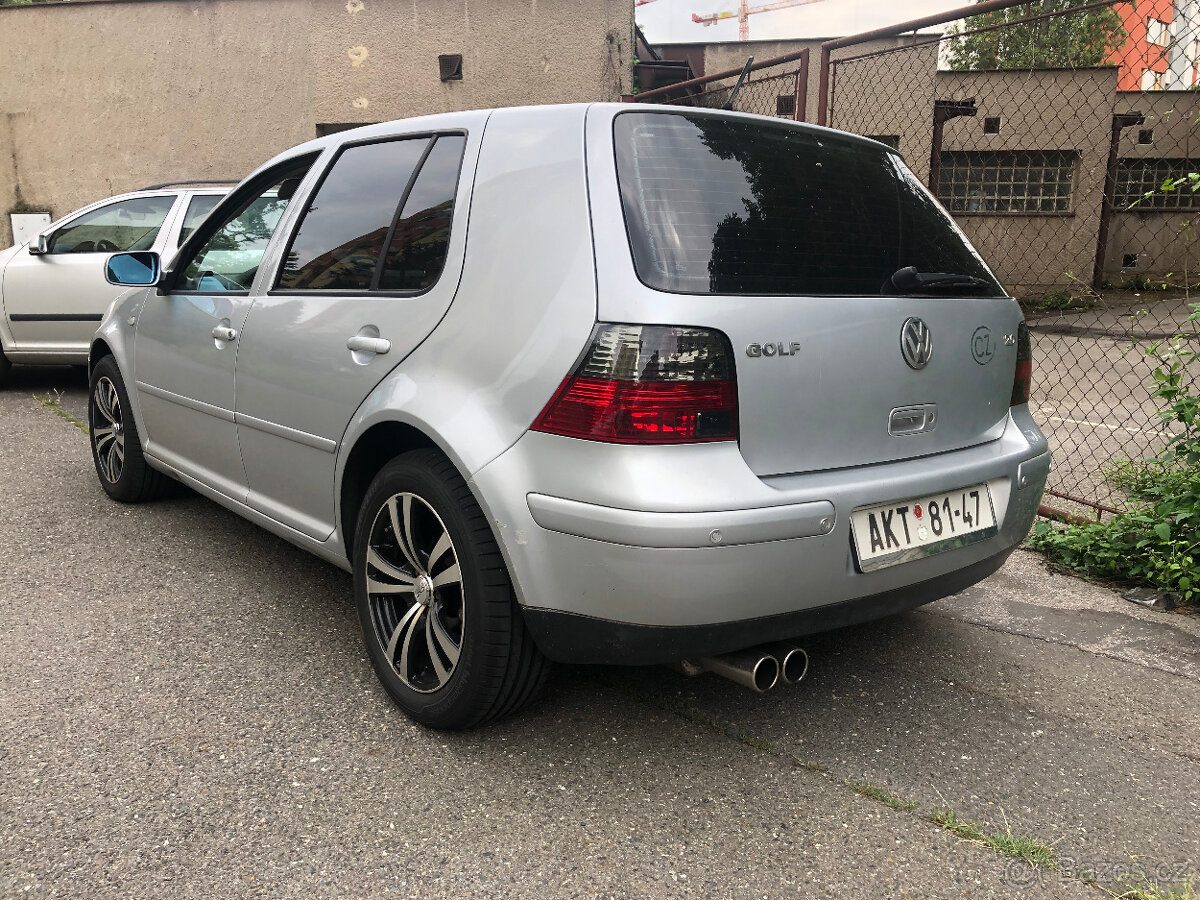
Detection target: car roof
<box><xmin>241</xmin><ymin>102</ymin><xmax>899</xmax><ymax>191</ymax></box>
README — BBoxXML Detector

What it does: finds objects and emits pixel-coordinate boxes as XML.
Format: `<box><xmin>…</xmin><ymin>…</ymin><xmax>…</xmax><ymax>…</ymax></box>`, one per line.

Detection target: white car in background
<box><xmin>0</xmin><ymin>183</ymin><xmax>229</xmax><ymax>383</ymax></box>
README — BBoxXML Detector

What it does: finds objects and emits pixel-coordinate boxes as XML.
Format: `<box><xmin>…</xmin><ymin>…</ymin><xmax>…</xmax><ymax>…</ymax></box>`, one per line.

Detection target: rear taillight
<box><xmin>532</xmin><ymin>324</ymin><xmax>738</xmax><ymax>444</ymax></box>
<box><xmin>1011</xmin><ymin>321</ymin><xmax>1032</xmax><ymax>406</ymax></box>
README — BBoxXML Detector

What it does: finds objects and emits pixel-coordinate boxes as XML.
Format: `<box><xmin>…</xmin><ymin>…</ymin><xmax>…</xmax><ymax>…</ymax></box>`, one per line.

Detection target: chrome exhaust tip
<box><xmin>766</xmin><ymin>644</ymin><xmax>809</xmax><ymax>685</ymax></box>
<box><xmin>696</xmin><ymin>649</ymin><xmax>780</xmax><ymax>693</ymax></box>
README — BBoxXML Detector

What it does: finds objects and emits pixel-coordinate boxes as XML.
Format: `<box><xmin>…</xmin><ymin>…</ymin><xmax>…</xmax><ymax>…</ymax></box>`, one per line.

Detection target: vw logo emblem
<box><xmin>900</xmin><ymin>317</ymin><xmax>933</xmax><ymax>370</ymax></box>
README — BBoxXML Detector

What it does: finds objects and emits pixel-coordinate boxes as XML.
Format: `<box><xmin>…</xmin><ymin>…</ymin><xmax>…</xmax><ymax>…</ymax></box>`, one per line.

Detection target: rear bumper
<box><xmin>523</xmin><ymin>546</ymin><xmax>1012</xmax><ymax>665</ymax></box>
<box><xmin>470</xmin><ymin>407</ymin><xmax>1049</xmax><ymax>664</ymax></box>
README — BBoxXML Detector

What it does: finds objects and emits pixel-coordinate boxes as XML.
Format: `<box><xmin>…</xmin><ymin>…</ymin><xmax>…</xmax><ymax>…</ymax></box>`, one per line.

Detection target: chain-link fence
<box><xmin>632</xmin><ymin>0</ymin><xmax>1200</xmax><ymax>521</ymax></box>
<box><xmin>631</xmin><ymin>48</ymin><xmax>811</xmax><ymax>120</ymax></box>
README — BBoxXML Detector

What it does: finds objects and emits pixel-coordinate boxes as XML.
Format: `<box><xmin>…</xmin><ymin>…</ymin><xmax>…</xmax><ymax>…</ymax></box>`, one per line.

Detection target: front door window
<box><xmin>176</xmin><ymin>167</ymin><xmax>309</xmax><ymax>292</ymax></box>
<box><xmin>48</xmin><ymin>195</ymin><xmax>175</xmax><ymax>254</ymax></box>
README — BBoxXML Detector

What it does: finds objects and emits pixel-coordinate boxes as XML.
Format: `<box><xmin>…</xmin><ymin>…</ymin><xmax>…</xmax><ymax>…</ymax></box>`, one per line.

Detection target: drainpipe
<box><xmin>1093</xmin><ymin>111</ymin><xmax>1145</xmax><ymax>291</ymax></box>
<box><xmin>928</xmin><ymin>99</ymin><xmax>977</xmax><ymax>194</ymax></box>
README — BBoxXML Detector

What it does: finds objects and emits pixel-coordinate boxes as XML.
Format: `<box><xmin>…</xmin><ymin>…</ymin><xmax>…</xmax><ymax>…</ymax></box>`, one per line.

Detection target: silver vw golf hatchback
<box><xmin>93</xmin><ymin>104</ymin><xmax>1050</xmax><ymax>728</ymax></box>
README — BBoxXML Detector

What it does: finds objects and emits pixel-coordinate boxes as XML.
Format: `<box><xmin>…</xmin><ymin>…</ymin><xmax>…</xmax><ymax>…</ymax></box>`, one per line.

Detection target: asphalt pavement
<box><xmin>1</xmin><ymin>366</ymin><xmax>1197</xmax><ymax>899</ymax></box>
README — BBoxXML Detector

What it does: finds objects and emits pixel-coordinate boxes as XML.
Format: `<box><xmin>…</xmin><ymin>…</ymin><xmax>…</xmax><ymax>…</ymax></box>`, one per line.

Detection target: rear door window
<box><xmin>274</xmin><ymin>134</ymin><xmax>466</xmax><ymax>294</ymax></box>
<box><xmin>378</xmin><ymin>135</ymin><xmax>467</xmax><ymax>291</ymax></box>
<box><xmin>613</xmin><ymin>111</ymin><xmax>1003</xmax><ymax>297</ymax></box>
<box><xmin>276</xmin><ymin>139</ymin><xmax>430</xmax><ymax>291</ymax></box>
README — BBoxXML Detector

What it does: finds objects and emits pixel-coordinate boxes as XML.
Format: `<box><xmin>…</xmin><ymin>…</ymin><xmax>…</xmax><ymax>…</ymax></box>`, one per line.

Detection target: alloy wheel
<box><xmin>92</xmin><ymin>376</ymin><xmax>125</xmax><ymax>484</ymax></box>
<box><xmin>365</xmin><ymin>492</ymin><xmax>464</xmax><ymax>694</ymax></box>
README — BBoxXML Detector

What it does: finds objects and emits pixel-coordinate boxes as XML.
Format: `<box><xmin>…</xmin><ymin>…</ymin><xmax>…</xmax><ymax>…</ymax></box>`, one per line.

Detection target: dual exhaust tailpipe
<box><xmin>675</xmin><ymin>643</ymin><xmax>808</xmax><ymax>693</ymax></box>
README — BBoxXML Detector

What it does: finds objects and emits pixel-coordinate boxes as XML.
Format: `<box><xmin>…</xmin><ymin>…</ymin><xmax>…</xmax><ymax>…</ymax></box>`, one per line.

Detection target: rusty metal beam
<box><xmin>630</xmin><ymin>47</ymin><xmax>812</xmax><ymax>105</ymax></box>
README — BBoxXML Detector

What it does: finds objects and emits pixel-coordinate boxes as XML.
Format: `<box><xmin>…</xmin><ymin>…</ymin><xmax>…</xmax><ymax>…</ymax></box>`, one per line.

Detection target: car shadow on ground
<box><xmin>1</xmin><ymin>363</ymin><xmax>88</xmax><ymax>390</ymax></box>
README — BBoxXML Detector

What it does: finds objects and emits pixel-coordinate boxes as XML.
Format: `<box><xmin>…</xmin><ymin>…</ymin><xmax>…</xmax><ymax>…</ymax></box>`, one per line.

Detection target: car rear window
<box><xmin>614</xmin><ymin>111</ymin><xmax>1004</xmax><ymax>297</ymax></box>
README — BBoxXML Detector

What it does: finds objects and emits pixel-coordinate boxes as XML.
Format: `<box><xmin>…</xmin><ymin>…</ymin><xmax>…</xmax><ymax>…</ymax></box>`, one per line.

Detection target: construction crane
<box><xmin>692</xmin><ymin>0</ymin><xmax>828</xmax><ymax>42</ymax></box>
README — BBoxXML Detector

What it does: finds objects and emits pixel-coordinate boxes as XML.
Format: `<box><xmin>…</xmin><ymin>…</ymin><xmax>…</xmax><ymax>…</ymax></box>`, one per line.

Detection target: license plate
<box><xmin>850</xmin><ymin>484</ymin><xmax>997</xmax><ymax>572</ymax></box>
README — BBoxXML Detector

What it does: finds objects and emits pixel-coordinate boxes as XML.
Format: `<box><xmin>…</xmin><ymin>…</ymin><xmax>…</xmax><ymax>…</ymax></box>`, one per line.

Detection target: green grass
<box><xmin>1036</xmin><ymin>288</ymin><xmax>1097</xmax><ymax>311</ymax></box>
<box><xmin>1116</xmin><ymin>874</ymin><xmax>1197</xmax><ymax>900</ymax></box>
<box><xmin>847</xmin><ymin>779</ymin><xmax>919</xmax><ymax>811</ymax></box>
<box><xmin>34</xmin><ymin>391</ymin><xmax>87</xmax><ymax>433</ymax></box>
<box><xmin>928</xmin><ymin>808</ymin><xmax>1057</xmax><ymax>870</ymax></box>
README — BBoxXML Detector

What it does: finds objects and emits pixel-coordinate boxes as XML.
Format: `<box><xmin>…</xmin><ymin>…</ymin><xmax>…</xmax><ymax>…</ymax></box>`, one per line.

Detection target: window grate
<box><xmin>1116</xmin><ymin>158</ymin><xmax>1200</xmax><ymax>210</ymax></box>
<box><xmin>937</xmin><ymin>150</ymin><xmax>1078</xmax><ymax>214</ymax></box>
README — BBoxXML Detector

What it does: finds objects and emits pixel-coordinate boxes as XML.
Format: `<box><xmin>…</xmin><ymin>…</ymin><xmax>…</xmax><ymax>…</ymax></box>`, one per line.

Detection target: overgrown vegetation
<box><xmin>1123</xmin><ymin>274</ymin><xmax>1171</xmax><ymax>292</ymax></box>
<box><xmin>1036</xmin><ymin>287</ymin><xmax>1096</xmax><ymax>311</ymax></box>
<box><xmin>1119</xmin><ymin>874</ymin><xmax>1198</xmax><ymax>900</ymax></box>
<box><xmin>1029</xmin><ymin>303</ymin><xmax>1200</xmax><ymax>605</ymax></box>
<box><xmin>946</xmin><ymin>0</ymin><xmax>1126</xmax><ymax>71</ymax></box>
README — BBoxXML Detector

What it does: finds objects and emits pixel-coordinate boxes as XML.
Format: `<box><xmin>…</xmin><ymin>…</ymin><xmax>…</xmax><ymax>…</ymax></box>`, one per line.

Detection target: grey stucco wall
<box><xmin>1110</xmin><ymin>90</ymin><xmax>1200</xmax><ymax>278</ymax></box>
<box><xmin>0</xmin><ymin>0</ymin><xmax>633</xmax><ymax>247</ymax></box>
<box><xmin>936</xmin><ymin>68</ymin><xmax>1119</xmax><ymax>294</ymax></box>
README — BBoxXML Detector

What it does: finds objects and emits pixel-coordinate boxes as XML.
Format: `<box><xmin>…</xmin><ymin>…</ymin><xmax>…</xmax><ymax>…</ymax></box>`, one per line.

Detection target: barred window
<box><xmin>1116</xmin><ymin>158</ymin><xmax>1200</xmax><ymax>210</ymax></box>
<box><xmin>937</xmin><ymin>150</ymin><xmax>1078</xmax><ymax>214</ymax></box>
<box><xmin>775</xmin><ymin>94</ymin><xmax>795</xmax><ymax>117</ymax></box>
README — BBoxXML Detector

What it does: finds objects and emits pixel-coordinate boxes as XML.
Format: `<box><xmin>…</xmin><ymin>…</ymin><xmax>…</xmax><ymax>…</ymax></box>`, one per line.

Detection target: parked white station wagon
<box><xmin>0</xmin><ymin>185</ymin><xmax>227</xmax><ymax>382</ymax></box>
<box><xmin>92</xmin><ymin>104</ymin><xmax>1050</xmax><ymax>729</ymax></box>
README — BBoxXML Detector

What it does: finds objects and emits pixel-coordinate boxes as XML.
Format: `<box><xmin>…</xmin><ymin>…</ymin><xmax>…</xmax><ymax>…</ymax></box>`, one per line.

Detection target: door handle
<box><xmin>346</xmin><ymin>335</ymin><xmax>391</xmax><ymax>355</ymax></box>
<box><xmin>212</xmin><ymin>325</ymin><xmax>237</xmax><ymax>342</ymax></box>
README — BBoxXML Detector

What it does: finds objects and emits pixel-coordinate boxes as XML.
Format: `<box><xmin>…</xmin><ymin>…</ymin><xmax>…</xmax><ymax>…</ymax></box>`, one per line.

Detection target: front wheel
<box><xmin>89</xmin><ymin>356</ymin><xmax>172</xmax><ymax>502</ymax></box>
<box><xmin>353</xmin><ymin>450</ymin><xmax>549</xmax><ymax>729</ymax></box>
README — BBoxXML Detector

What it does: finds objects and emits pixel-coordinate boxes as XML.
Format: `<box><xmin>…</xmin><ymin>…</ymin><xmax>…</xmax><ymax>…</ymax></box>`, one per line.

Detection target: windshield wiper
<box><xmin>883</xmin><ymin>266</ymin><xmax>991</xmax><ymax>295</ymax></box>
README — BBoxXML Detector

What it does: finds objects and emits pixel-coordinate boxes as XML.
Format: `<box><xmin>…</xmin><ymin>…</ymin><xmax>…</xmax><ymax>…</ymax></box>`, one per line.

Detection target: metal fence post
<box><xmin>929</xmin><ymin>99</ymin><xmax>977</xmax><ymax>193</ymax></box>
<box><xmin>794</xmin><ymin>48</ymin><xmax>810</xmax><ymax>122</ymax></box>
<box><xmin>1093</xmin><ymin>111</ymin><xmax>1145</xmax><ymax>291</ymax></box>
<box><xmin>816</xmin><ymin>45</ymin><xmax>831</xmax><ymax>126</ymax></box>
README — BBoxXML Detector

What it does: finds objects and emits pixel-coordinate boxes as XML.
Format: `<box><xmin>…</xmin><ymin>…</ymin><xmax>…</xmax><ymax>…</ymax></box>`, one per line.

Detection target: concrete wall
<box><xmin>827</xmin><ymin>41</ymin><xmax>941</xmax><ymax>180</ymax></box>
<box><xmin>0</xmin><ymin>0</ymin><xmax>634</xmax><ymax>247</ymax></box>
<box><xmin>936</xmin><ymin>68</ymin><xmax>1119</xmax><ymax>294</ymax></box>
<box><xmin>1110</xmin><ymin>90</ymin><xmax>1200</xmax><ymax>278</ymax></box>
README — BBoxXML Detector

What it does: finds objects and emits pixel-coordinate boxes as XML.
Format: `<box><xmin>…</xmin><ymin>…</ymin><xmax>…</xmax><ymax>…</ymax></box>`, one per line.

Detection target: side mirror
<box><xmin>28</xmin><ymin>234</ymin><xmax>49</xmax><ymax>256</ymax></box>
<box><xmin>105</xmin><ymin>251</ymin><xmax>161</xmax><ymax>286</ymax></box>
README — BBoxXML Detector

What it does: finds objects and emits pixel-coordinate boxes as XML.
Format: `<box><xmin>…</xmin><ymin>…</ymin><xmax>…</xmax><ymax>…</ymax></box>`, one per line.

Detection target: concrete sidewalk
<box><xmin>1</xmin><ymin>370</ymin><xmax>1196</xmax><ymax>899</ymax></box>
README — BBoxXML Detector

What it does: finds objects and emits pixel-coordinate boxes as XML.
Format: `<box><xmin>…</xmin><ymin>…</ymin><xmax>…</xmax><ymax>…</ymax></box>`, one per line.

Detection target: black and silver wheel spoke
<box><xmin>92</xmin><ymin>376</ymin><xmax>126</xmax><ymax>484</ymax></box>
<box><xmin>366</xmin><ymin>491</ymin><xmax>464</xmax><ymax>694</ymax></box>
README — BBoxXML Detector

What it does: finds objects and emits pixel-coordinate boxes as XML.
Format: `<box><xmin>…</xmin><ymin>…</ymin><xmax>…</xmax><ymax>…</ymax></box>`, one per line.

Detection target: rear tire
<box><xmin>89</xmin><ymin>355</ymin><xmax>173</xmax><ymax>502</ymax></box>
<box><xmin>353</xmin><ymin>449</ymin><xmax>550</xmax><ymax>729</ymax></box>
<box><xmin>0</xmin><ymin>348</ymin><xmax>10</xmax><ymax>387</ymax></box>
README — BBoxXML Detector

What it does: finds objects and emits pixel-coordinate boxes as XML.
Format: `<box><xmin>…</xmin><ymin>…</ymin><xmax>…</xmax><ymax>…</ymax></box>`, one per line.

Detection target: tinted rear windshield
<box><xmin>614</xmin><ymin>111</ymin><xmax>1004</xmax><ymax>297</ymax></box>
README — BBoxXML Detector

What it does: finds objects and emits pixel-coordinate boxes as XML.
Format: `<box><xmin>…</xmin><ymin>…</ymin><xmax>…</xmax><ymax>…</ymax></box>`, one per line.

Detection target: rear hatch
<box><xmin>611</xmin><ymin>110</ymin><xmax>1019</xmax><ymax>477</ymax></box>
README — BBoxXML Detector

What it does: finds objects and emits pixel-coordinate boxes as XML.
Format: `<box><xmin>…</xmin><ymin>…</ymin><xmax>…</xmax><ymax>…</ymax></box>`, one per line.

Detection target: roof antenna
<box><xmin>722</xmin><ymin>56</ymin><xmax>755</xmax><ymax>110</ymax></box>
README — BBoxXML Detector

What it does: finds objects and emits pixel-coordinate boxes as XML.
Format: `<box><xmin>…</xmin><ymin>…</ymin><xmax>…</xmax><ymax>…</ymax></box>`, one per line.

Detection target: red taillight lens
<box><xmin>532</xmin><ymin>324</ymin><xmax>738</xmax><ymax>444</ymax></box>
<box><xmin>1011</xmin><ymin>321</ymin><xmax>1032</xmax><ymax>406</ymax></box>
